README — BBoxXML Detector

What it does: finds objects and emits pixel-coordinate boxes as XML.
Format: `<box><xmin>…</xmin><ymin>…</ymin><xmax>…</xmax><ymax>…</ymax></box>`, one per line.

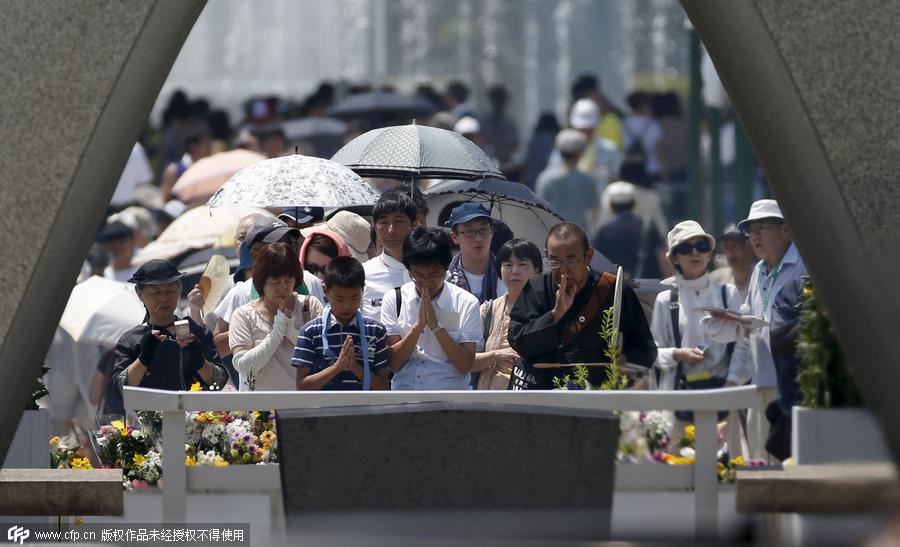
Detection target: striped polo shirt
<box><xmin>291</xmin><ymin>314</ymin><xmax>389</xmax><ymax>390</ymax></box>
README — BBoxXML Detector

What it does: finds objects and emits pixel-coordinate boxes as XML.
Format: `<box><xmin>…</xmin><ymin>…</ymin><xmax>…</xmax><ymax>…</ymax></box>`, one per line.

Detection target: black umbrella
<box><xmin>327</xmin><ymin>91</ymin><xmax>438</xmax><ymax>123</ymax></box>
<box><xmin>331</xmin><ymin>124</ymin><xmax>504</xmax><ymax>181</ymax></box>
<box><xmin>423</xmin><ymin>178</ymin><xmax>617</xmax><ymax>273</ymax></box>
<box><xmin>283</xmin><ymin>117</ymin><xmax>347</xmax><ymax>158</ymax></box>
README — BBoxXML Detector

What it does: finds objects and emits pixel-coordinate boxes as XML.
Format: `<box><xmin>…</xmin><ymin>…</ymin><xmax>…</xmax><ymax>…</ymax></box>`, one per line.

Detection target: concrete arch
<box><xmin>683</xmin><ymin>1</ymin><xmax>900</xmax><ymax>460</ymax></box>
<box><xmin>0</xmin><ymin>1</ymin><xmax>205</xmax><ymax>458</ymax></box>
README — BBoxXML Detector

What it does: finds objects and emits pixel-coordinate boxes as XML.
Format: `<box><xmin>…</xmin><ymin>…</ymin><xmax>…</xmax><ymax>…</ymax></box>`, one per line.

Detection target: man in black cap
<box><xmin>710</xmin><ymin>223</ymin><xmax>754</xmax><ymax>302</ymax></box>
<box><xmin>106</xmin><ymin>259</ymin><xmax>227</xmax><ymax>415</ymax></box>
<box><xmin>98</xmin><ymin>220</ymin><xmax>138</xmax><ymax>282</ymax></box>
<box><xmin>278</xmin><ymin>206</ymin><xmax>324</xmax><ymax>230</ymax></box>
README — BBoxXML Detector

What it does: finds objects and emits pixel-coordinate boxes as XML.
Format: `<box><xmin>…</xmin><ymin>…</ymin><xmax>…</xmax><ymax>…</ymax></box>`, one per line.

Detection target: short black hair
<box><xmin>446</xmin><ymin>81</ymin><xmax>469</xmax><ymax>103</ymax></box>
<box><xmin>496</xmin><ymin>239</ymin><xmax>543</xmax><ymax>273</ymax></box>
<box><xmin>373</xmin><ymin>190</ymin><xmax>417</xmax><ymax>223</ymax></box>
<box><xmin>627</xmin><ymin>91</ymin><xmax>652</xmax><ymax>112</ymax></box>
<box><xmin>571</xmin><ymin>74</ymin><xmax>599</xmax><ymax>101</ymax></box>
<box><xmin>546</xmin><ymin>223</ymin><xmax>590</xmax><ymax>254</ymax></box>
<box><xmin>402</xmin><ymin>227</ymin><xmax>452</xmax><ymax>270</ymax></box>
<box><xmin>323</xmin><ymin>256</ymin><xmax>365</xmax><ymax>289</ymax></box>
<box><xmin>611</xmin><ymin>200</ymin><xmax>635</xmax><ymax>214</ymax></box>
<box><xmin>394</xmin><ymin>182</ymin><xmax>429</xmax><ymax>217</ymax></box>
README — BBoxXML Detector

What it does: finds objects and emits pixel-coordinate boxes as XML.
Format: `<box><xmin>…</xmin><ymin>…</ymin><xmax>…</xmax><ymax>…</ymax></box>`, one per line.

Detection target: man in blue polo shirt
<box><xmin>292</xmin><ymin>256</ymin><xmax>390</xmax><ymax>390</ymax></box>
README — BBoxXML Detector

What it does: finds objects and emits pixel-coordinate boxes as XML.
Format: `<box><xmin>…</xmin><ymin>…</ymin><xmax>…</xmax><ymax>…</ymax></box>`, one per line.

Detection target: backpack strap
<box><xmin>722</xmin><ymin>284</ymin><xmax>735</xmax><ymax>361</ymax></box>
<box><xmin>670</xmin><ymin>287</ymin><xmax>684</xmax><ymax>382</ymax></box>
<box><xmin>395</xmin><ymin>287</ymin><xmax>402</xmax><ymax>317</ymax></box>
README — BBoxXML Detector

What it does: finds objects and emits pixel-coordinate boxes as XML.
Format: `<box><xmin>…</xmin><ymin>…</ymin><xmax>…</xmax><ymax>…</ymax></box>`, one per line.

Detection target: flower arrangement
<box><xmin>795</xmin><ymin>276</ymin><xmax>862</xmax><ymax>408</ymax></box>
<box><xmin>184</xmin><ymin>409</ymin><xmax>278</xmax><ymax>467</ymax></box>
<box><xmin>617</xmin><ymin>417</ymin><xmax>765</xmax><ymax>482</ymax></box>
<box><xmin>50</xmin><ymin>435</ymin><xmax>93</xmax><ymax>470</ymax></box>
<box><xmin>53</xmin><ymin>404</ymin><xmax>279</xmax><ymax>490</ymax></box>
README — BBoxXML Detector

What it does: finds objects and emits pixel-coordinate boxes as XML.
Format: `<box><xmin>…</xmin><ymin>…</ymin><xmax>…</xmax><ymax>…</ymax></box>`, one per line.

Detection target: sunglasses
<box><xmin>673</xmin><ymin>239</ymin><xmax>712</xmax><ymax>255</ymax></box>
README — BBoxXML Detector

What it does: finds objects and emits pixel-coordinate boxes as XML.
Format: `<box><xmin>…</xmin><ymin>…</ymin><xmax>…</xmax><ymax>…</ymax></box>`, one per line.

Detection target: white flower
<box><xmin>680</xmin><ymin>447</ymin><xmax>696</xmax><ymax>458</ymax></box>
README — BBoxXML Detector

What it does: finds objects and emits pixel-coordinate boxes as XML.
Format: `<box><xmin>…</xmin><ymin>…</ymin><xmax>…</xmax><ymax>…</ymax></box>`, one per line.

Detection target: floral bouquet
<box><xmin>50</xmin><ymin>434</ymin><xmax>93</xmax><ymax>470</ymax></box>
<box><xmin>185</xmin><ymin>410</ymin><xmax>278</xmax><ymax>467</ymax></box>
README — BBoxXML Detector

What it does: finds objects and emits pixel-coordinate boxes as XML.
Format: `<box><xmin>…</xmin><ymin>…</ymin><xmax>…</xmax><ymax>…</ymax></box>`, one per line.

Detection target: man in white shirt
<box><xmin>705</xmin><ymin>199</ymin><xmax>807</xmax><ymax>459</ymax></box>
<box><xmin>446</xmin><ymin>203</ymin><xmax>507</xmax><ymax>304</ymax></box>
<box><xmin>362</xmin><ymin>191</ymin><xmax>416</xmax><ymax>320</ymax></box>
<box><xmin>381</xmin><ymin>227</ymin><xmax>482</xmax><ymax>390</ymax></box>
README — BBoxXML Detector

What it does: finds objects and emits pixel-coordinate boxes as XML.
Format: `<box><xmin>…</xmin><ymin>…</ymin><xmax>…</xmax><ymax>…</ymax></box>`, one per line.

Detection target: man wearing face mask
<box><xmin>107</xmin><ymin>260</ymin><xmax>227</xmax><ymax>415</ymax></box>
<box><xmin>508</xmin><ymin>223</ymin><xmax>657</xmax><ymax>390</ymax></box>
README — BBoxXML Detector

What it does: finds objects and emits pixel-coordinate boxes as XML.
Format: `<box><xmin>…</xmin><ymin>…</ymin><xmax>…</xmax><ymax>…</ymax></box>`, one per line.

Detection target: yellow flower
<box><xmin>683</xmin><ymin>425</ymin><xmax>696</xmax><ymax>445</ymax></box>
<box><xmin>729</xmin><ymin>455</ymin><xmax>745</xmax><ymax>467</ymax></box>
<box><xmin>73</xmin><ymin>518</ymin><xmax>83</xmax><ymax>526</ymax></box>
<box><xmin>70</xmin><ymin>457</ymin><xmax>93</xmax><ymax>469</ymax></box>
<box><xmin>803</xmin><ymin>287</ymin><xmax>813</xmax><ymax>297</ymax></box>
<box><xmin>133</xmin><ymin>454</ymin><xmax>145</xmax><ymax>466</ymax></box>
<box><xmin>230</xmin><ymin>449</ymin><xmax>239</xmax><ymax>458</ymax></box>
<box><xmin>213</xmin><ymin>457</ymin><xmax>229</xmax><ymax>467</ymax></box>
<box><xmin>49</xmin><ymin>436</ymin><xmax>60</xmax><ymax>448</ymax></box>
<box><xmin>259</xmin><ymin>430</ymin><xmax>277</xmax><ymax>444</ymax></box>
<box><xmin>185</xmin><ymin>455</ymin><xmax>196</xmax><ymax>467</ymax></box>
<box><xmin>190</xmin><ymin>381</ymin><xmax>202</xmax><ymax>392</ymax></box>
<box><xmin>110</xmin><ymin>420</ymin><xmax>127</xmax><ymax>436</ymax></box>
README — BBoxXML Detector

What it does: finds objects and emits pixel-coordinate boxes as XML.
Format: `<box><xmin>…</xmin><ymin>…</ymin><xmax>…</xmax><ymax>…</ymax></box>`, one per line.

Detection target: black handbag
<box><xmin>670</xmin><ymin>285</ymin><xmax>733</xmax><ymax>422</ymax></box>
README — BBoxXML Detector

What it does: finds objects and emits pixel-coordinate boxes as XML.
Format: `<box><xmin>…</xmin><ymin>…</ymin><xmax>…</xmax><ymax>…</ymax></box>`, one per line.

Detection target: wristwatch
<box><xmin>429</xmin><ymin>321</ymin><xmax>444</xmax><ymax>334</ymax></box>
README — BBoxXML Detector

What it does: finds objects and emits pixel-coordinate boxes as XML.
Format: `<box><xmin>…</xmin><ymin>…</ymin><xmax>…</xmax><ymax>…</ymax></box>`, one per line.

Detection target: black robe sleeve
<box><xmin>508</xmin><ymin>274</ymin><xmax>562</xmax><ymax>360</ymax></box>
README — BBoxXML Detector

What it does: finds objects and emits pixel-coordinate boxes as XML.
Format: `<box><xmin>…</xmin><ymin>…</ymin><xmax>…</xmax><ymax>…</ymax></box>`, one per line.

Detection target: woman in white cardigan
<box><xmin>651</xmin><ymin>220</ymin><xmax>752</xmax><ymax>457</ymax></box>
<box><xmin>650</xmin><ymin>221</ymin><xmax>753</xmax><ymax>391</ymax></box>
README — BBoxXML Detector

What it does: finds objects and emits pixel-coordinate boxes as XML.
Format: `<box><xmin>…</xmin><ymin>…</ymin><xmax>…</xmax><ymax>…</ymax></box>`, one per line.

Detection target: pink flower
<box><xmin>131</xmin><ymin>479</ymin><xmax>149</xmax><ymax>490</ymax></box>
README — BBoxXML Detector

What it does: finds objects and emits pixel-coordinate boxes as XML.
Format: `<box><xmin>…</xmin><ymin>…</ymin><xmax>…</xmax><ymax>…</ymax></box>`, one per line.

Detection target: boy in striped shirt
<box><xmin>292</xmin><ymin>257</ymin><xmax>390</xmax><ymax>390</ymax></box>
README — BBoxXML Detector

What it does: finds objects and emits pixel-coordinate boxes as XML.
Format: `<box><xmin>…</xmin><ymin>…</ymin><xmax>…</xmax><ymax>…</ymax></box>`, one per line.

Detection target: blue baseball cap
<box><xmin>234</xmin><ymin>241</ymin><xmax>254</xmax><ymax>284</ymax></box>
<box><xmin>446</xmin><ymin>202</ymin><xmax>492</xmax><ymax>229</ymax></box>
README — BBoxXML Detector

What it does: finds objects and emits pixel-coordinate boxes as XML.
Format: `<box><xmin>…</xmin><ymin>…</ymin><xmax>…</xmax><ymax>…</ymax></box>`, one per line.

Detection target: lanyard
<box><xmin>321</xmin><ymin>306</ymin><xmax>371</xmax><ymax>390</ymax></box>
<box><xmin>755</xmin><ymin>262</ymin><xmax>783</xmax><ymax>320</ymax></box>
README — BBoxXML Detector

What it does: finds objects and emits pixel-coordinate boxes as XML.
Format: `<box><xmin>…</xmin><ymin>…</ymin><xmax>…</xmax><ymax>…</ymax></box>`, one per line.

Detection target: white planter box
<box><xmin>2</xmin><ymin>409</ymin><xmax>49</xmax><ymax>469</ymax></box>
<box><xmin>792</xmin><ymin>406</ymin><xmax>890</xmax><ymax>464</ymax></box>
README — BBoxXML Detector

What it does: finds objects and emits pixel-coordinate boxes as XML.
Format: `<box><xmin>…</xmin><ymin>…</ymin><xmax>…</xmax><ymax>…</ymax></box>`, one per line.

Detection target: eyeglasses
<box><xmin>547</xmin><ymin>257</ymin><xmax>583</xmax><ymax>269</ymax></box>
<box><xmin>411</xmin><ymin>272</ymin><xmax>445</xmax><ymax>283</ymax></box>
<box><xmin>673</xmin><ymin>240</ymin><xmax>712</xmax><ymax>255</ymax></box>
<box><xmin>743</xmin><ymin>221</ymin><xmax>784</xmax><ymax>236</ymax></box>
<box><xmin>457</xmin><ymin>227</ymin><xmax>493</xmax><ymax>238</ymax></box>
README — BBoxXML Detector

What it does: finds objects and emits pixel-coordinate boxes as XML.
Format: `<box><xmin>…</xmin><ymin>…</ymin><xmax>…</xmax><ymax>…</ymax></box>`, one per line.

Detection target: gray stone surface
<box><xmin>682</xmin><ymin>1</ymin><xmax>900</xmax><ymax>464</ymax></box>
<box><xmin>0</xmin><ymin>1</ymin><xmax>204</xmax><ymax>463</ymax></box>
<box><xmin>276</xmin><ymin>402</ymin><xmax>619</xmax><ymax>539</ymax></box>
<box><xmin>0</xmin><ymin>469</ymin><xmax>123</xmax><ymax>516</ymax></box>
<box><xmin>735</xmin><ymin>463</ymin><xmax>900</xmax><ymax>514</ymax></box>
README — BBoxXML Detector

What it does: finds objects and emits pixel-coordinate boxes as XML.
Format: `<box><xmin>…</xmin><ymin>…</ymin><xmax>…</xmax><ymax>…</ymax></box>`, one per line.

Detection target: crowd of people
<box><xmin>50</xmin><ymin>72</ymin><xmax>809</xmax><ymax>463</ymax></box>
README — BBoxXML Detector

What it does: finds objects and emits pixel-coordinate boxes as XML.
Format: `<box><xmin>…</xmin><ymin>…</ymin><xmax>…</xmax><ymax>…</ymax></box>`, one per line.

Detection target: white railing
<box><xmin>124</xmin><ymin>386</ymin><xmax>764</xmax><ymax>538</ymax></box>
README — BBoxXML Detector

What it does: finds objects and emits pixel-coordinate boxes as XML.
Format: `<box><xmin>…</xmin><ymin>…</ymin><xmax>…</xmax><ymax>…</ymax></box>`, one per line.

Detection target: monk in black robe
<box><xmin>508</xmin><ymin>223</ymin><xmax>657</xmax><ymax>389</ymax></box>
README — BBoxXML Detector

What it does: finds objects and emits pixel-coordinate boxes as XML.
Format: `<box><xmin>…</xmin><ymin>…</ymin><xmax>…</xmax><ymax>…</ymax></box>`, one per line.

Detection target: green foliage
<box><xmin>795</xmin><ymin>276</ymin><xmax>862</xmax><ymax>408</ymax></box>
<box><xmin>28</xmin><ymin>365</ymin><xmax>50</xmax><ymax>411</ymax></box>
<box><xmin>552</xmin><ymin>306</ymin><xmax>628</xmax><ymax>391</ymax></box>
<box><xmin>599</xmin><ymin>307</ymin><xmax>628</xmax><ymax>391</ymax></box>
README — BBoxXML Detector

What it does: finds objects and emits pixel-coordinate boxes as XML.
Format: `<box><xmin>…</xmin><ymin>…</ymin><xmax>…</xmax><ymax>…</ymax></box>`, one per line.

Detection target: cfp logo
<box><xmin>7</xmin><ymin>526</ymin><xmax>29</xmax><ymax>544</ymax></box>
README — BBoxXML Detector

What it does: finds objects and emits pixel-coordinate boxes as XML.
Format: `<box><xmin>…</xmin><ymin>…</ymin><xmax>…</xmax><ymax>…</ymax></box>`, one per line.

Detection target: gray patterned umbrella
<box><xmin>206</xmin><ymin>154</ymin><xmax>380</xmax><ymax>208</ymax></box>
<box><xmin>330</xmin><ymin>124</ymin><xmax>504</xmax><ymax>180</ymax></box>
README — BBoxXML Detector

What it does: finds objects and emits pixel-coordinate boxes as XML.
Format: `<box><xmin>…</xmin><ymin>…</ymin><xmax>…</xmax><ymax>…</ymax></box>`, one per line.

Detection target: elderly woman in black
<box><xmin>108</xmin><ymin>260</ymin><xmax>227</xmax><ymax>415</ymax></box>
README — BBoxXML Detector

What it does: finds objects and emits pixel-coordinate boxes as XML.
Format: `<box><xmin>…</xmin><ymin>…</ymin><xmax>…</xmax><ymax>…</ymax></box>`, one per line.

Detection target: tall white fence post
<box><xmin>693</xmin><ymin>409</ymin><xmax>718</xmax><ymax>538</ymax></box>
<box><xmin>161</xmin><ymin>409</ymin><xmax>186</xmax><ymax>523</ymax></box>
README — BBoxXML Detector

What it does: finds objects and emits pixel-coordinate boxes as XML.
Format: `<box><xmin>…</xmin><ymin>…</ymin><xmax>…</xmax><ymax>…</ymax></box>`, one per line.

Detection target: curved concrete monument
<box><xmin>682</xmin><ymin>1</ymin><xmax>900</xmax><ymax>460</ymax></box>
<box><xmin>0</xmin><ymin>1</ymin><xmax>205</xmax><ymax>459</ymax></box>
